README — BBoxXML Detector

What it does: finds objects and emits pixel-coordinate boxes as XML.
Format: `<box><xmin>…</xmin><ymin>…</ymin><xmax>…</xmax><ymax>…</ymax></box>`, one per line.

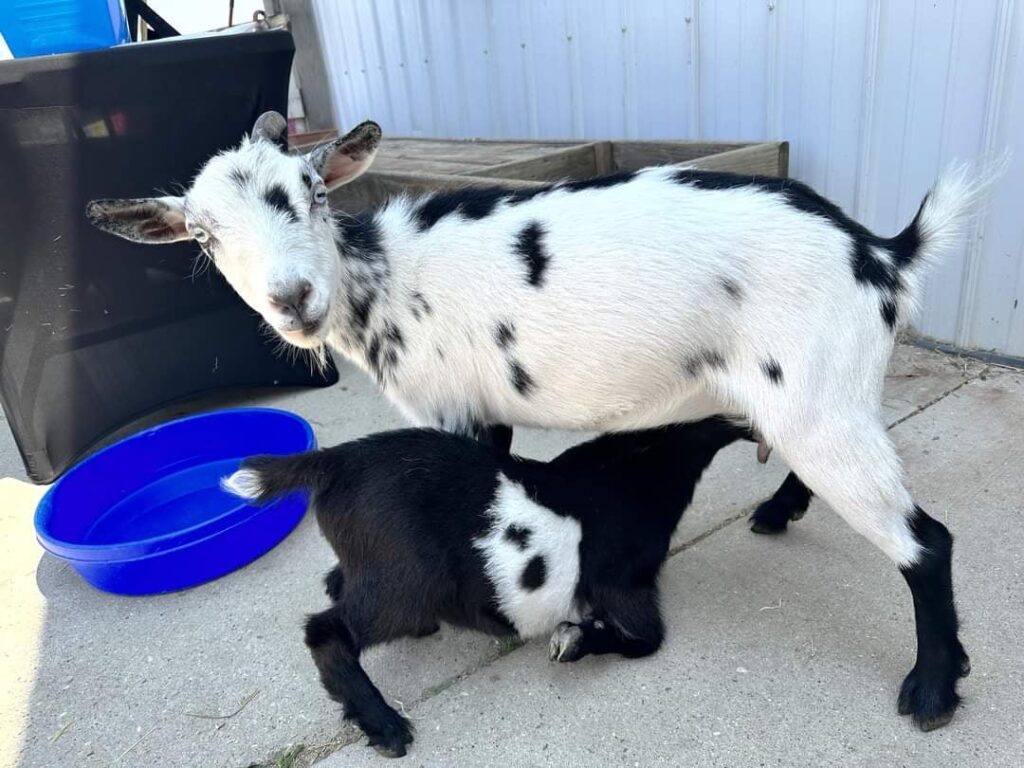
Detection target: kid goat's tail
<box><xmin>221</xmin><ymin>451</ymin><xmax>331</xmax><ymax>503</ymax></box>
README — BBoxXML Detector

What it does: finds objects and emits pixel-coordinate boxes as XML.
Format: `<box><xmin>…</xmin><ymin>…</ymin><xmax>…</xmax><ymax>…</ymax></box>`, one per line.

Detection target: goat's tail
<box><xmin>894</xmin><ymin>153</ymin><xmax>1008</xmax><ymax>277</ymax></box>
<box><xmin>221</xmin><ymin>451</ymin><xmax>331</xmax><ymax>504</ymax></box>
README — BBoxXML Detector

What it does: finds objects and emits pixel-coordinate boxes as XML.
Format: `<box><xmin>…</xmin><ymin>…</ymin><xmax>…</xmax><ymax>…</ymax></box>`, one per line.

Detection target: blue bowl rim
<box><xmin>34</xmin><ymin>407</ymin><xmax>315</xmax><ymax>560</ymax></box>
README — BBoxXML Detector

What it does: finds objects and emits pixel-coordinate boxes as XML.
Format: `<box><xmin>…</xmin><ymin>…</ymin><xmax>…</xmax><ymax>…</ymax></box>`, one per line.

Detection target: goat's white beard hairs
<box><xmin>261</xmin><ymin>320</ymin><xmax>332</xmax><ymax>377</ymax></box>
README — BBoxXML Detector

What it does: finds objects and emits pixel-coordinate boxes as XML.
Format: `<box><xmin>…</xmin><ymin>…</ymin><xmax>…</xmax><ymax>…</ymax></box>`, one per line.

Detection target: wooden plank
<box><xmin>379</xmin><ymin>139</ymin><xmax>574</xmax><ymax>165</ymax></box>
<box><xmin>329</xmin><ymin>170</ymin><xmax>547</xmax><ymax>213</ymax></box>
<box><xmin>326</xmin><ymin>140</ymin><xmax>790</xmax><ymax>213</ymax></box>
<box><xmin>678</xmin><ymin>143</ymin><xmax>788</xmax><ymax>176</ymax></box>
<box><xmin>369</xmin><ymin>170</ymin><xmax>547</xmax><ymax>193</ymax></box>
<box><xmin>611</xmin><ymin>140</ymin><xmax>754</xmax><ymax>170</ymax></box>
<box><xmin>294</xmin><ymin>133</ymin><xmax>584</xmax><ymax>166</ymax></box>
<box><xmin>289</xmin><ymin>129</ymin><xmax>336</xmax><ymax>150</ymax></box>
<box><xmin>370</xmin><ymin>155</ymin><xmax>498</xmax><ymax>175</ymax></box>
<box><xmin>592</xmin><ymin>141</ymin><xmax>614</xmax><ymax>175</ymax></box>
<box><xmin>464</xmin><ymin>143</ymin><xmax>600</xmax><ymax>181</ymax></box>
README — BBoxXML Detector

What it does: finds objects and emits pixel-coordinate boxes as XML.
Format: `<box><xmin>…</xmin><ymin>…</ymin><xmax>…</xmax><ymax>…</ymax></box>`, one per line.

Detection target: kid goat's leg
<box><xmin>305</xmin><ymin>605</ymin><xmax>414</xmax><ymax>757</ymax></box>
<box><xmin>549</xmin><ymin>585</ymin><xmax>664</xmax><ymax>663</ymax></box>
<box><xmin>778</xmin><ymin>415</ymin><xmax>969</xmax><ymax>731</ymax></box>
<box><xmin>323</xmin><ymin>565</ymin><xmax>345</xmax><ymax>602</ymax></box>
<box><xmin>473</xmin><ymin>423</ymin><xmax>514</xmax><ymax>455</ymax></box>
<box><xmin>750</xmin><ymin>471</ymin><xmax>814</xmax><ymax>534</ymax></box>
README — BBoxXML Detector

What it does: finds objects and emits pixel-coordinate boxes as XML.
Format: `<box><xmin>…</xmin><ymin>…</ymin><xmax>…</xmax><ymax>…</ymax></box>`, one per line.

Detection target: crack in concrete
<box><xmin>885</xmin><ymin>373</ymin><xmax>981</xmax><ymax>431</ymax></box>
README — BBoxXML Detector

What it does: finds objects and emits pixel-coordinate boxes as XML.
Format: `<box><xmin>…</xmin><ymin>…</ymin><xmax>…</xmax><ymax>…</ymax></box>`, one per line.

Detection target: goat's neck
<box><xmin>324</xmin><ymin>210</ymin><xmax>412</xmax><ymax>376</ymax></box>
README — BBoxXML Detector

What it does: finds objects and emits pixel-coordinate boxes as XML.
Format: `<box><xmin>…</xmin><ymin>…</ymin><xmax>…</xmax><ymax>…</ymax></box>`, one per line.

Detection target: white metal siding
<box><xmin>312</xmin><ymin>0</ymin><xmax>1024</xmax><ymax>358</ymax></box>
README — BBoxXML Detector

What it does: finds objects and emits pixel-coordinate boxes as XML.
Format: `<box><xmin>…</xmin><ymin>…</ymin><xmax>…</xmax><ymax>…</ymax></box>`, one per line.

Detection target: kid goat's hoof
<box><xmin>364</xmin><ymin>709</ymin><xmax>414</xmax><ymax>758</ymax></box>
<box><xmin>548</xmin><ymin>622</ymin><xmax>585</xmax><ymax>662</ymax></box>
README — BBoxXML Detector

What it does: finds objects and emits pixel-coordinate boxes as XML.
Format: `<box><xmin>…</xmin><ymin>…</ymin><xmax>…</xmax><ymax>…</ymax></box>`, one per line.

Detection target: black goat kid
<box><xmin>224</xmin><ymin>418</ymin><xmax>746</xmax><ymax>757</ymax></box>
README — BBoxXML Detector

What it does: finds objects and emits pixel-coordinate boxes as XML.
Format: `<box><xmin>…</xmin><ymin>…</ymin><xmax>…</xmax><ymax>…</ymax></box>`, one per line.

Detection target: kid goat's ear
<box><xmin>307</xmin><ymin>120</ymin><xmax>382</xmax><ymax>190</ymax></box>
<box><xmin>85</xmin><ymin>196</ymin><xmax>190</xmax><ymax>244</ymax></box>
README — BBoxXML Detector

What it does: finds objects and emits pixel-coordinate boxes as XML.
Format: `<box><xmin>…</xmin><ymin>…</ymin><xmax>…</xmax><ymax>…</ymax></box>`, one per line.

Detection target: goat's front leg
<box><xmin>549</xmin><ymin>586</ymin><xmax>664</xmax><ymax>662</ymax></box>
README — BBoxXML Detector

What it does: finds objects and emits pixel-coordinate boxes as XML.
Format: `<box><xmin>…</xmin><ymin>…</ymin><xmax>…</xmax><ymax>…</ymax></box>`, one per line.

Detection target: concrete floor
<box><xmin>1</xmin><ymin>344</ymin><xmax>1021</xmax><ymax>768</ymax></box>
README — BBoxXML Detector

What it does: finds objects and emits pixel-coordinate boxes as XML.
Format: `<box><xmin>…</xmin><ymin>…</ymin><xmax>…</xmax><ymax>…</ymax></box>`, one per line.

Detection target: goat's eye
<box><xmin>313</xmin><ymin>186</ymin><xmax>327</xmax><ymax>206</ymax></box>
<box><xmin>192</xmin><ymin>227</ymin><xmax>210</xmax><ymax>243</ymax></box>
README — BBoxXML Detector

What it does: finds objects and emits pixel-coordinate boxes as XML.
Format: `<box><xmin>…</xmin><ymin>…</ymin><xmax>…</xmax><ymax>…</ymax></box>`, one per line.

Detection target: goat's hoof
<box><xmin>549</xmin><ymin>622</ymin><xmax>585</xmax><ymax>662</ymax></box>
<box><xmin>372</xmin><ymin>742</ymin><xmax>408</xmax><ymax>759</ymax></box>
<box><xmin>897</xmin><ymin>664</ymin><xmax>963</xmax><ymax>731</ymax></box>
<box><xmin>749</xmin><ymin>497</ymin><xmax>801</xmax><ymax>535</ymax></box>
<box><xmin>364</xmin><ymin>709</ymin><xmax>414</xmax><ymax>758</ymax></box>
<box><xmin>749</xmin><ymin>518</ymin><xmax>786</xmax><ymax>535</ymax></box>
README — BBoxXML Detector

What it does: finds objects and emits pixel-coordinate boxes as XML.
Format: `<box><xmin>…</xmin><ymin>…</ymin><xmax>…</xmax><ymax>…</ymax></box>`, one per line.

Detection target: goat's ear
<box><xmin>308</xmin><ymin>120</ymin><xmax>382</xmax><ymax>190</ymax></box>
<box><xmin>85</xmin><ymin>196</ymin><xmax>190</xmax><ymax>244</ymax></box>
<box><xmin>252</xmin><ymin>110</ymin><xmax>289</xmax><ymax>151</ymax></box>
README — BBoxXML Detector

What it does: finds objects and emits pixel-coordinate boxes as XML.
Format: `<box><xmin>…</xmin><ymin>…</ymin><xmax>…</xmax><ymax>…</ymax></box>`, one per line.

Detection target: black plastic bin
<box><xmin>0</xmin><ymin>29</ymin><xmax>337</xmax><ymax>484</ymax></box>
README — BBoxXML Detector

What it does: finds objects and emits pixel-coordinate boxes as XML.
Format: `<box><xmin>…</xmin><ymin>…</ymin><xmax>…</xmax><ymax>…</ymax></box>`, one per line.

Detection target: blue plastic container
<box><xmin>34</xmin><ymin>408</ymin><xmax>316</xmax><ymax>596</ymax></box>
<box><xmin>1</xmin><ymin>0</ymin><xmax>130</xmax><ymax>58</ymax></box>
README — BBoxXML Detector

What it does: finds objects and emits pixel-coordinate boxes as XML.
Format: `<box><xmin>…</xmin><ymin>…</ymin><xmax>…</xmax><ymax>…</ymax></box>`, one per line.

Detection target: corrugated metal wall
<box><xmin>312</xmin><ymin>0</ymin><xmax>1024</xmax><ymax>358</ymax></box>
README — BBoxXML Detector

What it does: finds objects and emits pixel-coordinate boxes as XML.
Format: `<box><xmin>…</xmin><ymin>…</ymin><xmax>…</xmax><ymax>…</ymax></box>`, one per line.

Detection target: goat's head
<box><xmin>86</xmin><ymin>112</ymin><xmax>381</xmax><ymax>349</ymax></box>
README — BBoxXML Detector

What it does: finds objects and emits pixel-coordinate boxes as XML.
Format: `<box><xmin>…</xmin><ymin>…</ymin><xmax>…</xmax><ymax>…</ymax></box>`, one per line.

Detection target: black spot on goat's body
<box><xmin>881</xmin><ymin>297</ymin><xmax>899</xmax><ymax>330</ymax></box>
<box><xmin>671</xmin><ymin>168</ymin><xmax>926</xmax><ymax>329</ymax></box>
<box><xmin>411</xmin><ymin>172</ymin><xmax>639</xmax><ymax>233</ymax></box>
<box><xmin>560</xmin><ymin>171</ymin><xmax>637</xmax><ymax>192</ymax></box>
<box><xmin>495</xmin><ymin>320</ymin><xmax>516</xmax><ymax>349</ymax></box>
<box><xmin>263</xmin><ymin>185</ymin><xmax>299</xmax><ymax>223</ymax></box>
<box><xmin>720</xmin><ymin>277</ymin><xmax>743</xmax><ymax>302</ymax></box>
<box><xmin>761</xmin><ymin>358</ymin><xmax>784</xmax><ymax>385</ymax></box>
<box><xmin>230</xmin><ymin>168</ymin><xmax>251</xmax><ymax>189</ymax></box>
<box><xmin>336</xmin><ymin>214</ymin><xmax>385</xmax><ymax>262</ymax></box>
<box><xmin>509</xmin><ymin>360</ymin><xmax>536</xmax><ymax>396</ymax></box>
<box><xmin>520</xmin><ymin>555</ymin><xmax>547</xmax><ymax>591</ymax></box>
<box><xmin>514</xmin><ymin>221</ymin><xmax>550</xmax><ymax>287</ymax></box>
<box><xmin>347</xmin><ymin>291</ymin><xmax>375</xmax><ymax>339</ymax></box>
<box><xmin>682</xmin><ymin>349</ymin><xmax>726</xmax><ymax>378</ymax></box>
<box><xmin>366</xmin><ymin>322</ymin><xmax>405</xmax><ymax>386</ymax></box>
<box><xmin>409</xmin><ymin>291</ymin><xmax>432</xmax><ymax>321</ymax></box>
<box><xmin>504</xmin><ymin>524</ymin><xmax>532</xmax><ymax>550</ymax></box>
<box><xmin>413</xmin><ymin>186</ymin><xmax>547</xmax><ymax>231</ymax></box>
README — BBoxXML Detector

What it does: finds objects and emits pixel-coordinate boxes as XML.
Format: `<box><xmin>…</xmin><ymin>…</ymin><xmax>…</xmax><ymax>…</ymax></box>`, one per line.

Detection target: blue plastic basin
<box><xmin>34</xmin><ymin>408</ymin><xmax>316</xmax><ymax>595</ymax></box>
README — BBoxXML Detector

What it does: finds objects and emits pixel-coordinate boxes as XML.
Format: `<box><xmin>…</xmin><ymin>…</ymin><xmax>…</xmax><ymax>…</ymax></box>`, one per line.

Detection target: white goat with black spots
<box><xmin>88</xmin><ymin>111</ymin><xmax>1001</xmax><ymax>731</ymax></box>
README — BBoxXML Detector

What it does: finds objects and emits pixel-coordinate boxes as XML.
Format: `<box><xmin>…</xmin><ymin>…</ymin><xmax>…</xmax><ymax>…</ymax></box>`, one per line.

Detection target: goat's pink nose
<box><xmin>268</xmin><ymin>281</ymin><xmax>312</xmax><ymax>319</ymax></box>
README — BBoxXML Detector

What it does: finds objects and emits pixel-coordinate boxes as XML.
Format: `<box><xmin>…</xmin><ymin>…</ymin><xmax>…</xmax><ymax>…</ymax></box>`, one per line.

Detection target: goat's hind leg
<box><xmin>305</xmin><ymin>605</ymin><xmax>413</xmax><ymax>757</ymax></box>
<box><xmin>323</xmin><ymin>565</ymin><xmax>345</xmax><ymax>602</ymax></box>
<box><xmin>750</xmin><ymin>471</ymin><xmax>814</xmax><ymax>534</ymax></box>
<box><xmin>777</xmin><ymin>416</ymin><xmax>969</xmax><ymax>730</ymax></box>
<box><xmin>549</xmin><ymin>585</ymin><xmax>664</xmax><ymax>663</ymax></box>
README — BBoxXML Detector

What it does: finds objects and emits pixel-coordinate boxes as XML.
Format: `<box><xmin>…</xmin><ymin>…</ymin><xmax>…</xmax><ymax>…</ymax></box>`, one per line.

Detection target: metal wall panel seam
<box><xmin>954</xmin><ymin>0</ymin><xmax>1016</xmax><ymax>348</ymax></box>
<box><xmin>687</xmin><ymin>0</ymin><xmax>701</xmax><ymax>137</ymax></box>
<box><xmin>853</xmin><ymin>0</ymin><xmax>883</xmax><ymax>222</ymax></box>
